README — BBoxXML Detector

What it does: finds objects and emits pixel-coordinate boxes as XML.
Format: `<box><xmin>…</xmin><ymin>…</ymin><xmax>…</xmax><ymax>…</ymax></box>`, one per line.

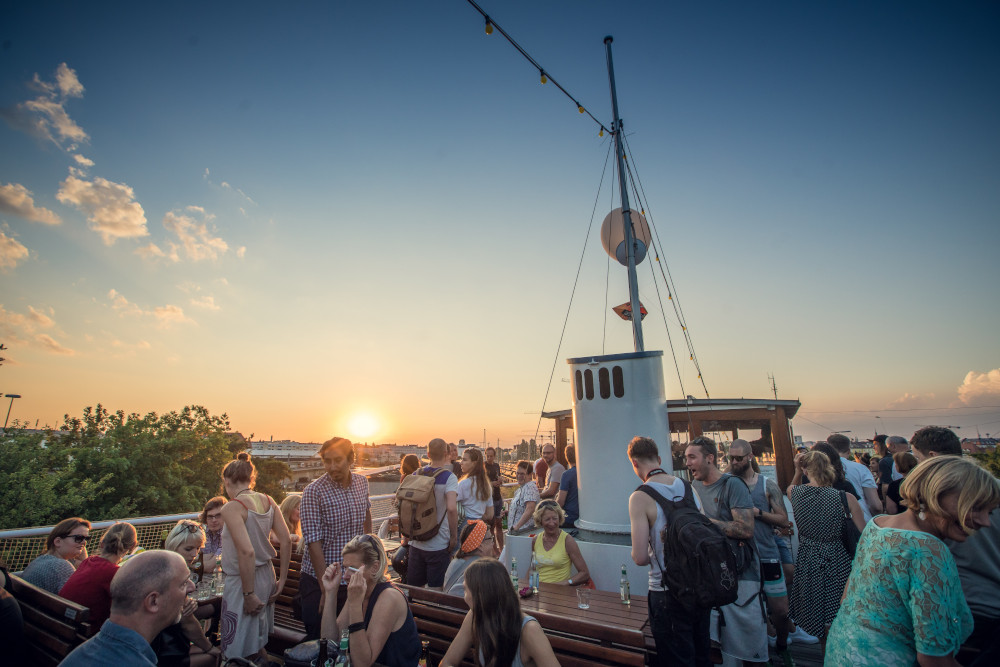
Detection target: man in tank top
<box><xmin>627</xmin><ymin>436</ymin><xmax>711</xmax><ymax>667</ymax></box>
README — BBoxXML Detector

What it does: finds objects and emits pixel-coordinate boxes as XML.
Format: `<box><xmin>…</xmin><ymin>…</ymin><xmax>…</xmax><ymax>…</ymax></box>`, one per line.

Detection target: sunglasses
<box><xmin>66</xmin><ymin>535</ymin><xmax>88</xmax><ymax>544</ymax></box>
<box><xmin>728</xmin><ymin>454</ymin><xmax>749</xmax><ymax>463</ymax></box>
<box><xmin>181</xmin><ymin>522</ymin><xmax>204</xmax><ymax>535</ymax></box>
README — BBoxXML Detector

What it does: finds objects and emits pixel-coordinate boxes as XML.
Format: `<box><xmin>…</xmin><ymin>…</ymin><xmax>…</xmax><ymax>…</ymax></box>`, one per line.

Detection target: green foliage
<box><xmin>0</xmin><ymin>404</ymin><xmax>288</xmax><ymax>529</ymax></box>
<box><xmin>972</xmin><ymin>449</ymin><xmax>1000</xmax><ymax>479</ymax></box>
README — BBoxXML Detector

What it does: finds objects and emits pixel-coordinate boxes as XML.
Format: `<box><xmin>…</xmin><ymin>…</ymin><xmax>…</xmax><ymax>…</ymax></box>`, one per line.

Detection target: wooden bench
<box><xmin>397</xmin><ymin>583</ymin><xmax>647</xmax><ymax>667</ymax></box>
<box><xmin>268</xmin><ymin>550</ymin><xmax>307</xmax><ymax>654</ymax></box>
<box><xmin>9</xmin><ymin>574</ymin><xmax>91</xmax><ymax>666</ymax></box>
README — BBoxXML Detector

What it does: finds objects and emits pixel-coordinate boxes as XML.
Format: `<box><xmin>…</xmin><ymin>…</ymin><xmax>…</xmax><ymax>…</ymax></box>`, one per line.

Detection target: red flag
<box><xmin>613</xmin><ymin>301</ymin><xmax>647</xmax><ymax>321</ymax></box>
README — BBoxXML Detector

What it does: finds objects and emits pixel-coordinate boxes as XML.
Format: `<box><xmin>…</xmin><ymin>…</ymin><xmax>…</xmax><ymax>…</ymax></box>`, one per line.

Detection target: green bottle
<box><xmin>334</xmin><ymin>629</ymin><xmax>350</xmax><ymax>666</ymax></box>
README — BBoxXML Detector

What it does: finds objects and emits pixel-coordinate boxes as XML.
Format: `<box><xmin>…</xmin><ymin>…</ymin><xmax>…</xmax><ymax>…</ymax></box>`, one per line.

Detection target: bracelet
<box><xmin>567</xmin><ymin>578</ymin><xmax>573</xmax><ymax>585</ymax></box>
<box><xmin>242</xmin><ymin>590</ymin><xmax>254</xmax><ymax>597</ymax></box>
<box><xmin>348</xmin><ymin>622</ymin><xmax>366</xmax><ymax>634</ymax></box>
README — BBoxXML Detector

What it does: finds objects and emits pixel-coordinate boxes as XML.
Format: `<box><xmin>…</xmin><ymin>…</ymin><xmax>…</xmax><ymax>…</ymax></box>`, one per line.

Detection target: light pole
<box><xmin>3</xmin><ymin>394</ymin><xmax>21</xmax><ymax>432</ymax></box>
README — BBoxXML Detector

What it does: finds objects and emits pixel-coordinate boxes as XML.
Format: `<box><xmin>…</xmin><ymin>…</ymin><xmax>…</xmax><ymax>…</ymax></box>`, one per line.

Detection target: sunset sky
<box><xmin>2</xmin><ymin>1</ymin><xmax>999</xmax><ymax>447</ymax></box>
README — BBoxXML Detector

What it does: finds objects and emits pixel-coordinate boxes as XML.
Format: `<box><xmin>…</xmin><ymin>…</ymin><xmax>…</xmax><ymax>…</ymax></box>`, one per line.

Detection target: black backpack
<box><xmin>637</xmin><ymin>480</ymin><xmax>739</xmax><ymax>610</ymax></box>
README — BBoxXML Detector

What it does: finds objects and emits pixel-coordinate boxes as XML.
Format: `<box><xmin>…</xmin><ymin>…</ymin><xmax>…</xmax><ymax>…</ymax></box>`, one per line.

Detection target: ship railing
<box><xmin>1</xmin><ymin>493</ymin><xmax>401</xmax><ymax>573</ymax></box>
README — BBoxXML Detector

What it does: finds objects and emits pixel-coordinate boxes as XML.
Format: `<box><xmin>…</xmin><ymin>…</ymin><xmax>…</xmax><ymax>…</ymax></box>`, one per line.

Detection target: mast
<box><xmin>604</xmin><ymin>36</ymin><xmax>644</xmax><ymax>352</ymax></box>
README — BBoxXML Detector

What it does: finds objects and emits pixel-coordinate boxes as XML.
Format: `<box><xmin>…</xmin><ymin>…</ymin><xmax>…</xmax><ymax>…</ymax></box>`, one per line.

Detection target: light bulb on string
<box><xmin>485</xmin><ymin>20</ymin><xmax>493</xmax><ymax>35</ymax></box>
<box><xmin>540</xmin><ymin>71</ymin><xmax>547</xmax><ymax>84</ymax></box>
<box><xmin>599</xmin><ymin>128</ymin><xmax>604</xmax><ymax>137</ymax></box>
<box><xmin>578</xmin><ymin>105</ymin><xmax>584</xmax><ymax>114</ymax></box>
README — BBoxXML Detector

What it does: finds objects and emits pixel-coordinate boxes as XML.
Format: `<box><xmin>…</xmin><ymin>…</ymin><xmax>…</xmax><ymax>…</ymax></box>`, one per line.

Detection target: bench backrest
<box><xmin>9</xmin><ymin>574</ymin><xmax>91</xmax><ymax>666</ymax></box>
<box><xmin>397</xmin><ymin>583</ymin><xmax>645</xmax><ymax>667</ymax></box>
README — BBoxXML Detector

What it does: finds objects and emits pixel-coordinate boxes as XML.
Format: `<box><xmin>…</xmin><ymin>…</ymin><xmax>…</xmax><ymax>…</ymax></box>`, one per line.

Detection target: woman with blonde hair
<box><xmin>60</xmin><ymin>522</ymin><xmax>137</xmax><ymax>632</ymax></box>
<box><xmin>827</xmin><ymin>456</ymin><xmax>1000</xmax><ymax>665</ymax></box>
<box><xmin>531</xmin><ymin>500</ymin><xmax>590</xmax><ymax>586</ymax></box>
<box><xmin>457</xmin><ymin>447</ymin><xmax>494</xmax><ymax>523</ymax></box>
<box><xmin>160</xmin><ymin>520</ymin><xmax>223</xmax><ymax>666</ymax></box>
<box><xmin>442</xmin><ymin>558</ymin><xmax>559</xmax><ymax>667</ymax></box>
<box><xmin>320</xmin><ymin>534</ymin><xmax>420</xmax><ymax>666</ymax></box>
<box><xmin>219</xmin><ymin>452</ymin><xmax>291</xmax><ymax>663</ymax></box>
<box><xmin>277</xmin><ymin>494</ymin><xmax>303</xmax><ymax>551</ymax></box>
<box><xmin>21</xmin><ymin>517</ymin><xmax>90</xmax><ymax>594</ymax></box>
<box><xmin>787</xmin><ymin>450</ymin><xmax>866</xmax><ymax>643</ymax></box>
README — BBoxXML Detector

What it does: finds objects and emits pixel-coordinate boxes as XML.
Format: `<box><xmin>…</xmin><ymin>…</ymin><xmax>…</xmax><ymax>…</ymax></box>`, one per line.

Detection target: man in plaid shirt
<box><xmin>299</xmin><ymin>437</ymin><xmax>372</xmax><ymax>639</ymax></box>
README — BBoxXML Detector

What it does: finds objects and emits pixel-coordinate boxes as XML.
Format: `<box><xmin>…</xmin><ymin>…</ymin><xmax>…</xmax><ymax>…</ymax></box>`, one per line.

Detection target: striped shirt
<box><xmin>300</xmin><ymin>473</ymin><xmax>371</xmax><ymax>578</ymax></box>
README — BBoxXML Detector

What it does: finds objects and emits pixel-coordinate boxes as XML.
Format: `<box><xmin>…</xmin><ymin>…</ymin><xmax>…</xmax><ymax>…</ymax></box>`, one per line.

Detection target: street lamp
<box><xmin>3</xmin><ymin>394</ymin><xmax>22</xmax><ymax>432</ymax></box>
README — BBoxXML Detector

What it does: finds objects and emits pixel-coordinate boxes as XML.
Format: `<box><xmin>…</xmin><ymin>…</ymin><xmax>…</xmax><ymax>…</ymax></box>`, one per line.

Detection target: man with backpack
<box><xmin>686</xmin><ymin>436</ymin><xmax>769</xmax><ymax>666</ymax></box>
<box><xmin>627</xmin><ymin>436</ymin><xmax>712</xmax><ymax>667</ymax></box>
<box><xmin>400</xmin><ymin>438</ymin><xmax>458</xmax><ymax>589</ymax></box>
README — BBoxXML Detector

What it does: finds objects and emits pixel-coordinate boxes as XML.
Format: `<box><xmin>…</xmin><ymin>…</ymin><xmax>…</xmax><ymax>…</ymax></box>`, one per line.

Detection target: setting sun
<box><xmin>347</xmin><ymin>412</ymin><xmax>380</xmax><ymax>440</ymax></box>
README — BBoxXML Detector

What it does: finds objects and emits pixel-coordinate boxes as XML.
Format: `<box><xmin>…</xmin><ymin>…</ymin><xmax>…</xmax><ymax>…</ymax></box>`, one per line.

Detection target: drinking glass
<box><xmin>576</xmin><ymin>588</ymin><xmax>591</xmax><ymax>610</ymax></box>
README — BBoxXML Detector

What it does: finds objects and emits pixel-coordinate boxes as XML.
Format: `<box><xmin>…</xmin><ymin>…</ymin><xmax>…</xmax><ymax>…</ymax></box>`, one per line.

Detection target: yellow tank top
<box><xmin>533</xmin><ymin>531</ymin><xmax>571</xmax><ymax>583</ymax></box>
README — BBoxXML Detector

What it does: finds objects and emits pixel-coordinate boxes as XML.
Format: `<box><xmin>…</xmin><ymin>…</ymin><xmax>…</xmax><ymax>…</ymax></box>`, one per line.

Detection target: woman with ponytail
<box><xmin>60</xmin><ymin>522</ymin><xmax>137</xmax><ymax>633</ymax></box>
<box><xmin>442</xmin><ymin>558</ymin><xmax>558</xmax><ymax>667</ymax></box>
<box><xmin>218</xmin><ymin>452</ymin><xmax>291</xmax><ymax>663</ymax></box>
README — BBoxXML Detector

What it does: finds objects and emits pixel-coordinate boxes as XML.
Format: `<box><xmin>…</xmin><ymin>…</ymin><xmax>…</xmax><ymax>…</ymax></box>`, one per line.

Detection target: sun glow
<box><xmin>347</xmin><ymin>412</ymin><xmax>380</xmax><ymax>440</ymax></box>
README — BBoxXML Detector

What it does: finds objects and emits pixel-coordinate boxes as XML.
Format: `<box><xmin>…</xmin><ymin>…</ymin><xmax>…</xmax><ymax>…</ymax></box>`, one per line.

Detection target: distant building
<box><xmin>961</xmin><ymin>438</ymin><xmax>998</xmax><ymax>454</ymax></box>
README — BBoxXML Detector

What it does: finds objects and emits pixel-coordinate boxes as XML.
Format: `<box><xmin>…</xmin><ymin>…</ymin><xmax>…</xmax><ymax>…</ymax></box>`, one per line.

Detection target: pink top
<box><xmin>59</xmin><ymin>555</ymin><xmax>118</xmax><ymax>632</ymax></box>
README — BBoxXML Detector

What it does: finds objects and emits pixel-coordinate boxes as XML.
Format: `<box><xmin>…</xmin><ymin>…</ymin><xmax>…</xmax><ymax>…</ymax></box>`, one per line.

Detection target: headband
<box><xmin>460</xmin><ymin>520</ymin><xmax>489</xmax><ymax>554</ymax></box>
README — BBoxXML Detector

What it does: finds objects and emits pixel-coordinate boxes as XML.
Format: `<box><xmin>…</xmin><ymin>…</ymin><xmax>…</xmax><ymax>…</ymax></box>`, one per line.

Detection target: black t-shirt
<box><xmin>886</xmin><ymin>479</ymin><xmax>905</xmax><ymax>513</ymax></box>
<box><xmin>878</xmin><ymin>456</ymin><xmax>894</xmax><ymax>485</ymax></box>
<box><xmin>485</xmin><ymin>461</ymin><xmax>502</xmax><ymax>501</ymax></box>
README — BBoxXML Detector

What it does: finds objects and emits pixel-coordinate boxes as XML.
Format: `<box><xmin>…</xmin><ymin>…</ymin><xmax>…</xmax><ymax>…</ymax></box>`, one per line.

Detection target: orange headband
<box><xmin>460</xmin><ymin>520</ymin><xmax>488</xmax><ymax>553</ymax></box>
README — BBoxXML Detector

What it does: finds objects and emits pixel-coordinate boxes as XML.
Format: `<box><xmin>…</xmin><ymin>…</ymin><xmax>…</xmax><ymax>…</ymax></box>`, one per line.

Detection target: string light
<box><xmin>540</xmin><ymin>70</ymin><xmax>547</xmax><ymax>84</ymax></box>
<box><xmin>578</xmin><ymin>105</ymin><xmax>584</xmax><ymax>114</ymax></box>
<box><xmin>485</xmin><ymin>18</ymin><xmax>493</xmax><ymax>34</ymax></box>
<box><xmin>599</xmin><ymin>129</ymin><xmax>604</xmax><ymax>137</ymax></box>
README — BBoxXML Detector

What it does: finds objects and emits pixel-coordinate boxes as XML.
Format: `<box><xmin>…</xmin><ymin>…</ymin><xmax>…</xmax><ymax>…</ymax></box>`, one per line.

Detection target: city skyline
<box><xmin>2</xmin><ymin>2</ymin><xmax>998</xmax><ymax>446</ymax></box>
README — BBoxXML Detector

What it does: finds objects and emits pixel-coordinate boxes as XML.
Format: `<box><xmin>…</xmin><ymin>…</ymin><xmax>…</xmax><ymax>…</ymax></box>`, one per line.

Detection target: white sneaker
<box><xmin>787</xmin><ymin>625</ymin><xmax>819</xmax><ymax>644</ymax></box>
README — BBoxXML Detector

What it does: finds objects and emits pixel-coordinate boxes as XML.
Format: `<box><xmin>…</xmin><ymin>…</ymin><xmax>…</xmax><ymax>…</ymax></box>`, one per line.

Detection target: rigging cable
<box><xmin>465</xmin><ymin>0</ymin><xmax>611</xmax><ymax>137</ymax></box>
<box><xmin>622</xmin><ymin>132</ymin><xmax>711</xmax><ymax>398</ymax></box>
<box><xmin>602</xmin><ymin>150</ymin><xmax>618</xmax><ymax>354</ymax></box>
<box><xmin>533</xmin><ymin>141</ymin><xmax>615</xmax><ymax>442</ymax></box>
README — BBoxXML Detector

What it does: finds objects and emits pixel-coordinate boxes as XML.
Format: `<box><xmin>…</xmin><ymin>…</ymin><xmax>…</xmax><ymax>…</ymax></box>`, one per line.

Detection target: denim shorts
<box><xmin>774</xmin><ymin>535</ymin><xmax>793</xmax><ymax>565</ymax></box>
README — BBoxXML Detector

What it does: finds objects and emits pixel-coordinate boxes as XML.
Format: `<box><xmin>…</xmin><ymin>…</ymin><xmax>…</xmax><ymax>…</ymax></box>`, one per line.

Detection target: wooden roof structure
<box><xmin>543</xmin><ymin>397</ymin><xmax>802</xmax><ymax>491</ymax></box>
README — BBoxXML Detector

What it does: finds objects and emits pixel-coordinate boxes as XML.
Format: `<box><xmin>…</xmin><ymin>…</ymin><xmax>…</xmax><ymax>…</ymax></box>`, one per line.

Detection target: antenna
<box><xmin>767</xmin><ymin>372</ymin><xmax>778</xmax><ymax>400</ymax></box>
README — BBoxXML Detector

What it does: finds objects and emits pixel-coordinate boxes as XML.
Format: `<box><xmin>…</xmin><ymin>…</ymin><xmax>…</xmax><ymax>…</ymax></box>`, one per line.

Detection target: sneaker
<box><xmin>767</xmin><ymin>632</ymin><xmax>777</xmax><ymax>648</ymax></box>
<box><xmin>787</xmin><ymin>625</ymin><xmax>819</xmax><ymax>644</ymax></box>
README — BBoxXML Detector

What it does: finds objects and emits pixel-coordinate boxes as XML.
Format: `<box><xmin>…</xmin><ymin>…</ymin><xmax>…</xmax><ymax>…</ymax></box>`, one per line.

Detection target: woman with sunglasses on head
<box><xmin>442</xmin><ymin>520</ymin><xmax>494</xmax><ymax>596</ymax></box>
<box><xmin>21</xmin><ymin>517</ymin><xmax>91</xmax><ymax>594</ymax></box>
<box><xmin>60</xmin><ymin>521</ymin><xmax>137</xmax><ymax>633</ymax></box>
<box><xmin>320</xmin><ymin>534</ymin><xmax>420</xmax><ymax>667</ymax></box>
<box><xmin>219</xmin><ymin>452</ymin><xmax>291</xmax><ymax>664</ymax></box>
<box><xmin>441</xmin><ymin>558</ymin><xmax>559</xmax><ymax>667</ymax></box>
<box><xmin>160</xmin><ymin>519</ymin><xmax>223</xmax><ymax>666</ymax></box>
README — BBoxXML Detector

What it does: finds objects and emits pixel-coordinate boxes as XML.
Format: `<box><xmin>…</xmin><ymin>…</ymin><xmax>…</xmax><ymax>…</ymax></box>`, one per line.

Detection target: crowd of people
<box><xmin>6</xmin><ymin>426</ymin><xmax>997</xmax><ymax>667</ymax></box>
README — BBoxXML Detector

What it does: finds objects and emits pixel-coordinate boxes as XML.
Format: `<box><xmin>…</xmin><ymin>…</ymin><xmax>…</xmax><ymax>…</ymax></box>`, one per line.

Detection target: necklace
<box><xmin>235</xmin><ymin>488</ymin><xmax>254</xmax><ymax>498</ymax></box>
<box><xmin>644</xmin><ymin>468</ymin><xmax>669</xmax><ymax>481</ymax></box>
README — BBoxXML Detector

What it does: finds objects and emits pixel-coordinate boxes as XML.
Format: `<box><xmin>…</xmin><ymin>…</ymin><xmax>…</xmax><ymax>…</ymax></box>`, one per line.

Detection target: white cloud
<box><xmin>57</xmin><ymin>174</ymin><xmax>148</xmax><ymax>244</ymax></box>
<box><xmin>0</xmin><ymin>304</ymin><xmax>73</xmax><ymax>355</ymax></box>
<box><xmin>190</xmin><ymin>295</ymin><xmax>220</xmax><ymax>311</ymax></box>
<box><xmin>0</xmin><ymin>231</ymin><xmax>29</xmax><ymax>272</ymax></box>
<box><xmin>161</xmin><ymin>207</ymin><xmax>228</xmax><ymax>261</ymax></box>
<box><xmin>958</xmin><ymin>369</ymin><xmax>1000</xmax><ymax>407</ymax></box>
<box><xmin>1</xmin><ymin>64</ymin><xmax>88</xmax><ymax>148</ymax></box>
<box><xmin>886</xmin><ymin>392</ymin><xmax>937</xmax><ymax>409</ymax></box>
<box><xmin>236</xmin><ymin>246</ymin><xmax>246</xmax><ymax>258</ymax></box>
<box><xmin>106</xmin><ymin>289</ymin><xmax>194</xmax><ymax>327</ymax></box>
<box><xmin>35</xmin><ymin>333</ymin><xmax>75</xmax><ymax>356</ymax></box>
<box><xmin>73</xmin><ymin>154</ymin><xmax>95</xmax><ymax>167</ymax></box>
<box><xmin>153</xmin><ymin>304</ymin><xmax>193</xmax><ymax>327</ymax></box>
<box><xmin>135</xmin><ymin>242</ymin><xmax>166</xmax><ymax>260</ymax></box>
<box><xmin>0</xmin><ymin>183</ymin><xmax>62</xmax><ymax>224</ymax></box>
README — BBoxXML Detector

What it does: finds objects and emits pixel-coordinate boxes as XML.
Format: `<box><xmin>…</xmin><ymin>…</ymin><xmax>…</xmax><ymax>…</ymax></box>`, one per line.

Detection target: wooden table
<box><xmin>517</xmin><ymin>581</ymin><xmax>649</xmax><ymax>637</ymax></box>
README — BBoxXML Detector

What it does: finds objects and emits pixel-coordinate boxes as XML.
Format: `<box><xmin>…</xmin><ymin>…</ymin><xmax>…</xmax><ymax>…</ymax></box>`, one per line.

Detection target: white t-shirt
<box><xmin>545</xmin><ymin>461</ymin><xmax>566</xmax><ymax>491</ymax></box>
<box><xmin>457</xmin><ymin>476</ymin><xmax>491</xmax><ymax>520</ymax></box>
<box><xmin>409</xmin><ymin>466</ymin><xmax>460</xmax><ymax>552</ymax></box>
<box><xmin>841</xmin><ymin>457</ymin><xmax>876</xmax><ymax>522</ymax></box>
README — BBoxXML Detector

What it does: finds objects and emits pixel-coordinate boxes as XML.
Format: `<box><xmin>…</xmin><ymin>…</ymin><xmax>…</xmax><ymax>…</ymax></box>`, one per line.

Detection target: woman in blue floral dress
<box><xmin>826</xmin><ymin>456</ymin><xmax>1000</xmax><ymax>666</ymax></box>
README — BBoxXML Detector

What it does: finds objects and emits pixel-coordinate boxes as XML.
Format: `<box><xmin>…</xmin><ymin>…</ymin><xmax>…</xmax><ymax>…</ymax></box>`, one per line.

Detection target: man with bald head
<box><xmin>62</xmin><ymin>550</ymin><xmax>194</xmax><ymax>666</ymax></box>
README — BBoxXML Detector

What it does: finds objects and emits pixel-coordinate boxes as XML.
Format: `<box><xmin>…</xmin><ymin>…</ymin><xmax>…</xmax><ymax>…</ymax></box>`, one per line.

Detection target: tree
<box><xmin>0</xmin><ymin>404</ymin><xmax>287</xmax><ymax>529</ymax></box>
<box><xmin>973</xmin><ymin>449</ymin><xmax>1000</xmax><ymax>479</ymax></box>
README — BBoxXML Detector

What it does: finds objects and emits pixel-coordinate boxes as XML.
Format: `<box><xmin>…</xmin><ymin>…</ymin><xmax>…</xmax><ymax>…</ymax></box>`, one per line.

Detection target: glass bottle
<box><xmin>214</xmin><ymin>553</ymin><xmax>224</xmax><ymax>595</ymax></box>
<box><xmin>510</xmin><ymin>557</ymin><xmax>518</xmax><ymax>589</ymax></box>
<box><xmin>418</xmin><ymin>639</ymin><xmax>431</xmax><ymax>667</ymax></box>
<box><xmin>315</xmin><ymin>635</ymin><xmax>328</xmax><ymax>667</ymax></box>
<box><xmin>334</xmin><ymin>629</ymin><xmax>350</xmax><ymax>666</ymax></box>
<box><xmin>193</xmin><ymin>552</ymin><xmax>205</xmax><ymax>586</ymax></box>
<box><xmin>619</xmin><ymin>563</ymin><xmax>631</xmax><ymax>605</ymax></box>
<box><xmin>528</xmin><ymin>553</ymin><xmax>539</xmax><ymax>594</ymax></box>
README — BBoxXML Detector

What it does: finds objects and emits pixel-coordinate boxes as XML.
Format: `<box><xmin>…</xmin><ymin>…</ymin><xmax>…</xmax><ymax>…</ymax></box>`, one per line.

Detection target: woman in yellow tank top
<box><xmin>530</xmin><ymin>501</ymin><xmax>590</xmax><ymax>585</ymax></box>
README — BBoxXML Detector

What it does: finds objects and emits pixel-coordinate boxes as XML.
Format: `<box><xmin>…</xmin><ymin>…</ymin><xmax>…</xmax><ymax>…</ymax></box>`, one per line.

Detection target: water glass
<box><xmin>576</xmin><ymin>588</ymin><xmax>591</xmax><ymax>610</ymax></box>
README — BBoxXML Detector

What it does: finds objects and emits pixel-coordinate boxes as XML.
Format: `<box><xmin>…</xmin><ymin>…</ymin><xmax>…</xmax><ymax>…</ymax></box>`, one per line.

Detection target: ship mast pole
<box><xmin>604</xmin><ymin>36</ymin><xmax>644</xmax><ymax>352</ymax></box>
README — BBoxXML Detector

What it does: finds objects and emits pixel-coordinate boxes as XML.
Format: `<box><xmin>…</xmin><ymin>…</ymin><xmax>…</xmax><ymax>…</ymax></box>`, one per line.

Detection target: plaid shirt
<box><xmin>201</xmin><ymin>528</ymin><xmax>223</xmax><ymax>558</ymax></box>
<box><xmin>300</xmin><ymin>472</ymin><xmax>371</xmax><ymax>578</ymax></box>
